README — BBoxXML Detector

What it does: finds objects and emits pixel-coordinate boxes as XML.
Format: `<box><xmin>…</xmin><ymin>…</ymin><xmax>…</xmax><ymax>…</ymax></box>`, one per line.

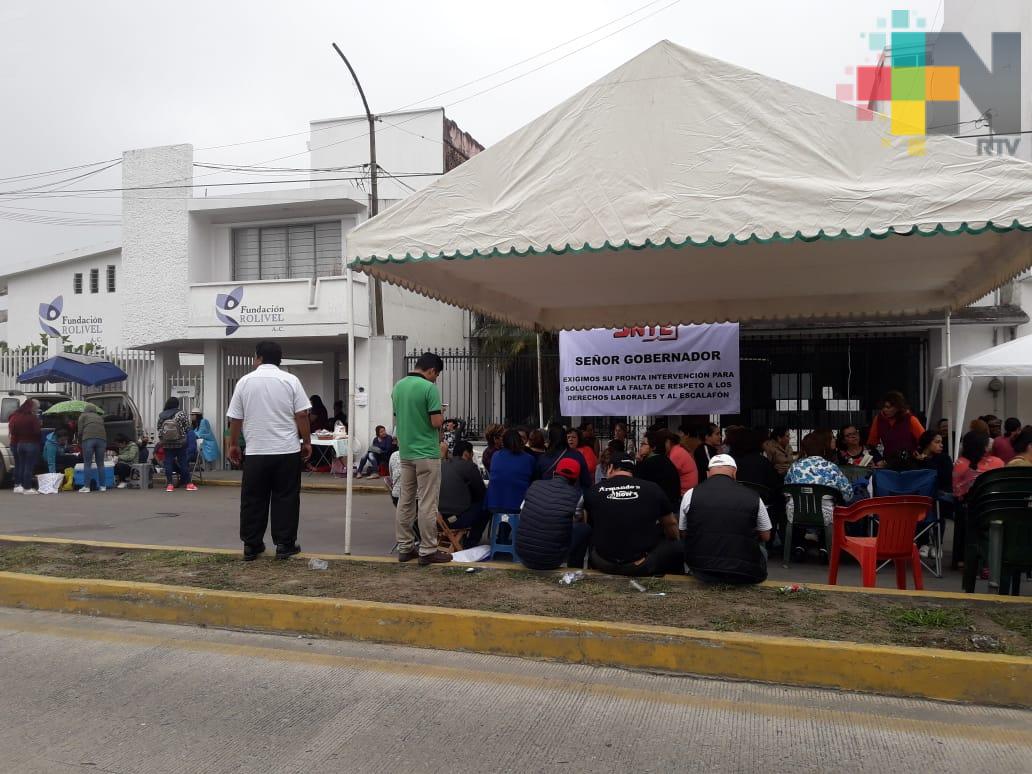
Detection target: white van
<box><xmin>0</xmin><ymin>389</ymin><xmax>144</xmax><ymax>486</ymax></box>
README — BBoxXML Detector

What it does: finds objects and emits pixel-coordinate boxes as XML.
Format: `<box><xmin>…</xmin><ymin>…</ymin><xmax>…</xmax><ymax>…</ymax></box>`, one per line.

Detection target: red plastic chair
<box><xmin>828</xmin><ymin>495</ymin><xmax>933</xmax><ymax>590</ymax></box>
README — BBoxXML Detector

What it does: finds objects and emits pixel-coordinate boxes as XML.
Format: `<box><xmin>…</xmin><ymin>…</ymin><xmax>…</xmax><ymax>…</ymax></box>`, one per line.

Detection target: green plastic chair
<box><xmin>964</xmin><ymin>503</ymin><xmax>1032</xmax><ymax>594</ymax></box>
<box><xmin>782</xmin><ymin>484</ymin><xmax>842</xmax><ymax>567</ymax></box>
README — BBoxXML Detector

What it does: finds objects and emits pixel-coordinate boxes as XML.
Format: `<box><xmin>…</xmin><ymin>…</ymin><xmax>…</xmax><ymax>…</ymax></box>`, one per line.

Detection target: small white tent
<box><xmin>928</xmin><ymin>335</ymin><xmax>1032</xmax><ymax>449</ymax></box>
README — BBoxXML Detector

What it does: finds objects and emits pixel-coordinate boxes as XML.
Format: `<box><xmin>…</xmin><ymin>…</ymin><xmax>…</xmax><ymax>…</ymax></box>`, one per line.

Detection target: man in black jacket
<box><xmin>680</xmin><ymin>454</ymin><xmax>771</xmax><ymax>584</ymax></box>
<box><xmin>439</xmin><ymin>441</ymin><xmax>489</xmax><ymax>549</ymax></box>
<box><xmin>516</xmin><ymin>458</ymin><xmax>590</xmax><ymax>570</ymax></box>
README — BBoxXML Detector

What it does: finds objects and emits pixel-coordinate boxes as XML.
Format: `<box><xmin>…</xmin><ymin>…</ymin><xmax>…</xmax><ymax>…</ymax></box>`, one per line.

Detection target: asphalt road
<box><xmin>0</xmin><ymin>484</ymin><xmax>1022</xmax><ymax>592</ymax></box>
<box><xmin>1</xmin><ymin>607</ymin><xmax>1029</xmax><ymax>773</ymax></box>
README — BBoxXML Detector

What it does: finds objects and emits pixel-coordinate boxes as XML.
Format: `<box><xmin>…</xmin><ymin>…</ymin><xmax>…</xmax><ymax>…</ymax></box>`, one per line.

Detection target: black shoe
<box><xmin>243</xmin><ymin>543</ymin><xmax>265</xmax><ymax>561</ymax></box>
<box><xmin>792</xmin><ymin>546</ymin><xmax>806</xmax><ymax>563</ymax></box>
<box><xmin>275</xmin><ymin>543</ymin><xmax>301</xmax><ymax>560</ymax></box>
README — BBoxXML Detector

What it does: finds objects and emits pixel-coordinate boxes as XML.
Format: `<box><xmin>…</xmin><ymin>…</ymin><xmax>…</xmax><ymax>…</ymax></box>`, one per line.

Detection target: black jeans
<box><xmin>240</xmin><ymin>452</ymin><xmax>302</xmax><ymax>549</ymax></box>
<box><xmin>590</xmin><ymin>540</ymin><xmax>685</xmax><ymax>576</ymax></box>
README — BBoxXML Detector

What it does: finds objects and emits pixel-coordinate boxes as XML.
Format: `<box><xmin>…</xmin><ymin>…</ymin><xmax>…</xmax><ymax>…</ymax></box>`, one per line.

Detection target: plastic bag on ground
<box><xmin>450</xmin><ymin>545</ymin><xmax>491</xmax><ymax>563</ymax></box>
<box><xmin>36</xmin><ymin>473</ymin><xmax>64</xmax><ymax>495</ymax></box>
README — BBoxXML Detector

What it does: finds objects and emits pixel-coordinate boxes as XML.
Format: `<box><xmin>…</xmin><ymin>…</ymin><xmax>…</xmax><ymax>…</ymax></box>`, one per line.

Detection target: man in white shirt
<box><xmin>227</xmin><ymin>341</ymin><xmax>312</xmax><ymax>561</ymax></box>
<box><xmin>679</xmin><ymin>454</ymin><xmax>771</xmax><ymax>584</ymax></box>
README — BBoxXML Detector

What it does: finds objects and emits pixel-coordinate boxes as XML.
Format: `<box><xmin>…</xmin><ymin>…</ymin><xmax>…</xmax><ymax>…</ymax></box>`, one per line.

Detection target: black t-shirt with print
<box><xmin>584</xmin><ymin>475</ymin><xmax>674</xmax><ymax>564</ymax></box>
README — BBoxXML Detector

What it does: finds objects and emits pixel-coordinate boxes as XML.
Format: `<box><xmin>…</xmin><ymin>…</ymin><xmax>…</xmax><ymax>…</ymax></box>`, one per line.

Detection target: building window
<box><xmin>89</xmin><ymin>268</ymin><xmax>99</xmax><ymax>294</ymax></box>
<box><xmin>74</xmin><ymin>273</ymin><xmax>83</xmax><ymax>294</ymax></box>
<box><xmin>232</xmin><ymin>221</ymin><xmax>342</xmax><ymax>281</ymax></box>
<box><xmin>106</xmin><ymin>265</ymin><xmax>116</xmax><ymax>293</ymax></box>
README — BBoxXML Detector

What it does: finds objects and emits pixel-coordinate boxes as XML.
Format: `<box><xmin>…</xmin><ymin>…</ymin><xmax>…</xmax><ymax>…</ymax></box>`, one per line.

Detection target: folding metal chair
<box><xmin>872</xmin><ymin>468</ymin><xmax>940</xmax><ymax>576</ymax></box>
<box><xmin>190</xmin><ymin>438</ymin><xmax>205</xmax><ymax>484</ymax></box>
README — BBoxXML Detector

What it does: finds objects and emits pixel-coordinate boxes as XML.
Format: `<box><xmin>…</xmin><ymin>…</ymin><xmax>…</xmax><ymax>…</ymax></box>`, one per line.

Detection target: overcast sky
<box><xmin>0</xmin><ymin>0</ymin><xmax>945</xmax><ymax>267</ymax></box>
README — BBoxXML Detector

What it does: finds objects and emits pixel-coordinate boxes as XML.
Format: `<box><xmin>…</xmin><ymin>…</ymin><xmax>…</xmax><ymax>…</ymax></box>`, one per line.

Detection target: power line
<box><xmin>0</xmin><ymin>158</ymin><xmax>120</xmax><ymax>185</ymax></box>
<box><xmin>0</xmin><ymin>172</ymin><xmax>442</xmax><ymax>197</ymax></box>
<box><xmin>190</xmin><ymin>0</ymin><xmax>671</xmax><ymax>157</ymax></box>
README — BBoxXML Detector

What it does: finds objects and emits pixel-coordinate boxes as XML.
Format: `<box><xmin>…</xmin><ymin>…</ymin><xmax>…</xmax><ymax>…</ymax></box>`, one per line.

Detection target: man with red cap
<box><xmin>515</xmin><ymin>457</ymin><xmax>591</xmax><ymax>570</ymax></box>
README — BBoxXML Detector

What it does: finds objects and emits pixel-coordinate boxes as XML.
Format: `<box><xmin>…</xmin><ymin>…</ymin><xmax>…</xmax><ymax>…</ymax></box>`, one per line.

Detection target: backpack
<box><xmin>159</xmin><ymin>415</ymin><xmax>185</xmax><ymax>448</ymax></box>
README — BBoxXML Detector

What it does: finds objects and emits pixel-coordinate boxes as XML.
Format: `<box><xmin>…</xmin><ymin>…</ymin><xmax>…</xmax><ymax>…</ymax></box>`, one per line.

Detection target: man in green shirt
<box><xmin>392</xmin><ymin>352</ymin><xmax>452</xmax><ymax>565</ymax></box>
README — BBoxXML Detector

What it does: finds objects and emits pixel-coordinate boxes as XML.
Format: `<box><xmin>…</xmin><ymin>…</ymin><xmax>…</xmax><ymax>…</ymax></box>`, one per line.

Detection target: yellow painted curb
<box><xmin>2</xmin><ymin>534</ymin><xmax>1028</xmax><ymax>604</ymax></box>
<box><xmin>0</xmin><ymin>570</ymin><xmax>1028</xmax><ymax>707</ymax></box>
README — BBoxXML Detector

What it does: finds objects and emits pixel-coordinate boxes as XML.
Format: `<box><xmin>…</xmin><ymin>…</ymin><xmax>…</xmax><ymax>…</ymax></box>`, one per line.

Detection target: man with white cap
<box><xmin>679</xmin><ymin>453</ymin><xmax>771</xmax><ymax>584</ymax></box>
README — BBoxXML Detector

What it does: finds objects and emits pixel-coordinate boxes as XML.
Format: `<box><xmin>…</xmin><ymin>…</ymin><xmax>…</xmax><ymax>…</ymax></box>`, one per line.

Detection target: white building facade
<box><xmin>0</xmin><ymin>109</ymin><xmax>483</xmax><ymax>461</ymax></box>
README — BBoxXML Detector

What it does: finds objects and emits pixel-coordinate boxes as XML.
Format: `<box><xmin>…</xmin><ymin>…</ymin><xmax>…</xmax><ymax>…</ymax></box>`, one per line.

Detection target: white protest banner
<box><xmin>559</xmin><ymin>324</ymin><xmax>740</xmax><ymax>416</ymax></box>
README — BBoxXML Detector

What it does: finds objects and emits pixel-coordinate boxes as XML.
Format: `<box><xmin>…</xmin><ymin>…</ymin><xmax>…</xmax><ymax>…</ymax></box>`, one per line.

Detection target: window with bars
<box><xmin>232</xmin><ymin>222</ymin><xmax>342</xmax><ymax>281</ymax></box>
<box><xmin>89</xmin><ymin>268</ymin><xmax>99</xmax><ymax>294</ymax></box>
<box><xmin>73</xmin><ymin>273</ymin><xmax>83</xmax><ymax>294</ymax></box>
<box><xmin>106</xmin><ymin>265</ymin><xmax>116</xmax><ymax>293</ymax></box>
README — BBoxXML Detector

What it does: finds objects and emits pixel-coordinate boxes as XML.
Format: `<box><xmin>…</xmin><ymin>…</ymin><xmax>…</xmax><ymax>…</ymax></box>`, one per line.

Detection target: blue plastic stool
<box><xmin>489</xmin><ymin>512</ymin><xmax>521</xmax><ymax>562</ymax></box>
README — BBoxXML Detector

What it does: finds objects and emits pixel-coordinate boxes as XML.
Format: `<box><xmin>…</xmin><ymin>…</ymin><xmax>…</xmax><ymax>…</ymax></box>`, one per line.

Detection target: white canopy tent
<box><xmin>339</xmin><ymin>40</ymin><xmax>1032</xmax><ymax>551</ymax></box>
<box><xmin>928</xmin><ymin>334</ymin><xmax>1032</xmax><ymax>451</ymax></box>
<box><xmin>347</xmin><ymin>40</ymin><xmax>1032</xmax><ymax>330</ymax></box>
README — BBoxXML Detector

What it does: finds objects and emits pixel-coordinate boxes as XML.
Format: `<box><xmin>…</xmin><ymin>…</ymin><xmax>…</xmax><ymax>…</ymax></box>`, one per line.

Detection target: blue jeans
<box><xmin>14</xmin><ymin>442</ymin><xmax>40</xmax><ymax>490</ymax></box>
<box><xmin>82</xmin><ymin>438</ymin><xmax>106</xmax><ymax>489</ymax></box>
<box><xmin>163</xmin><ymin>444</ymin><xmax>191</xmax><ymax>486</ymax></box>
<box><xmin>357</xmin><ymin>450</ymin><xmax>382</xmax><ymax>475</ymax></box>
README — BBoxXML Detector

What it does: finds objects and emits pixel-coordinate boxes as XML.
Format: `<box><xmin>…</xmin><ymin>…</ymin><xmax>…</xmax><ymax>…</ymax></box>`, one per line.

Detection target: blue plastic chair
<box><xmin>488</xmin><ymin>512</ymin><xmax>521</xmax><ymax>562</ymax></box>
<box><xmin>872</xmin><ymin>468</ymin><xmax>941</xmax><ymax>576</ymax></box>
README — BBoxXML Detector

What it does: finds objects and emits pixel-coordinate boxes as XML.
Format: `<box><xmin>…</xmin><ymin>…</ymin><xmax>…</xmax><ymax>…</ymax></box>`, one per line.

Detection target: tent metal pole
<box><xmin>945</xmin><ymin>310</ymin><xmax>955</xmax><ymax>454</ymax></box>
<box><xmin>536</xmin><ymin>332</ymin><xmax>545</xmax><ymax>429</ymax></box>
<box><xmin>345</xmin><ymin>267</ymin><xmax>356</xmax><ymax>555</ymax></box>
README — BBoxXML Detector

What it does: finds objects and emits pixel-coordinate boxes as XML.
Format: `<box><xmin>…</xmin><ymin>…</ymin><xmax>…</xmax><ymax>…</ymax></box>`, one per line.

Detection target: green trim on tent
<box><xmin>349</xmin><ymin>218</ymin><xmax>1032</xmax><ymax>268</ymax></box>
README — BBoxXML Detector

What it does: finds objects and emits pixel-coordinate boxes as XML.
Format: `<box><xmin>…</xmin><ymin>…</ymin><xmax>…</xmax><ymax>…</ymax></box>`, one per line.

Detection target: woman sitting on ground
<box><xmin>536</xmin><ymin>423</ymin><xmax>592</xmax><ymax>491</ymax></box>
<box><xmin>836</xmin><ymin>424</ymin><xmax>882</xmax><ymax>468</ymax></box>
<box><xmin>486</xmin><ymin>429</ymin><xmax>537</xmax><ymax>514</ymax></box>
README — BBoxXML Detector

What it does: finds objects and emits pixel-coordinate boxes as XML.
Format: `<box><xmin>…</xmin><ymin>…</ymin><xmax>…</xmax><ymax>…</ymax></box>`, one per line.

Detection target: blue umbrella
<box><xmin>17</xmin><ymin>353</ymin><xmax>127</xmax><ymax>387</ymax></box>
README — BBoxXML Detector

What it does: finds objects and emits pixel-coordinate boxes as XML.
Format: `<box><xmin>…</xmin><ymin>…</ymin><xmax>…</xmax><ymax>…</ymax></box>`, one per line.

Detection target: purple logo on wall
<box><xmin>215</xmin><ymin>286</ymin><xmax>243</xmax><ymax>336</ymax></box>
<box><xmin>38</xmin><ymin>295</ymin><xmax>63</xmax><ymax>337</ymax></box>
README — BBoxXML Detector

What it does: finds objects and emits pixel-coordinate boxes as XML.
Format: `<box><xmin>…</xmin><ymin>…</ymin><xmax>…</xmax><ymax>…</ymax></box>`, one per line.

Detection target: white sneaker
<box><xmin>23</xmin><ymin>489</ymin><xmax>38</xmax><ymax>495</ymax></box>
<box><xmin>12</xmin><ymin>485</ymin><xmax>23</xmax><ymax>494</ymax></box>
<box><xmin>79</xmin><ymin>486</ymin><xmax>91</xmax><ymax>493</ymax></box>
<box><xmin>919</xmin><ymin>545</ymin><xmax>930</xmax><ymax>559</ymax></box>
<box><xmin>116</xmin><ymin>482</ymin><xmax>127</xmax><ymax>489</ymax></box>
<box><xmin>99</xmin><ymin>487</ymin><xmax>107</xmax><ymax>492</ymax></box>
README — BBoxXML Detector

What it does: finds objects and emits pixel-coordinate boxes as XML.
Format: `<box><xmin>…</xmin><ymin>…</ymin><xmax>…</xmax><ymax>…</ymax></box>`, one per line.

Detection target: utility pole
<box><xmin>332</xmin><ymin>43</ymin><xmax>384</xmax><ymax>335</ymax></box>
